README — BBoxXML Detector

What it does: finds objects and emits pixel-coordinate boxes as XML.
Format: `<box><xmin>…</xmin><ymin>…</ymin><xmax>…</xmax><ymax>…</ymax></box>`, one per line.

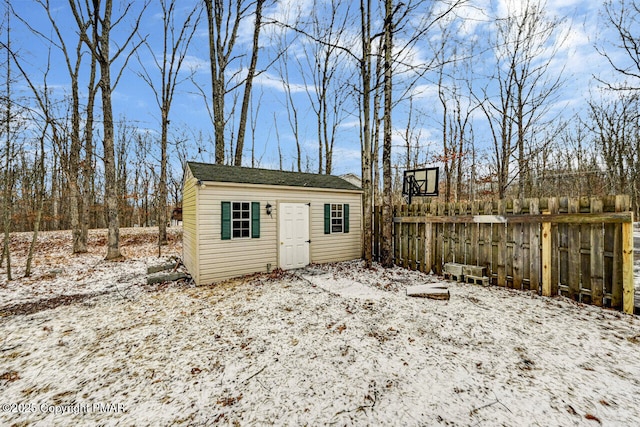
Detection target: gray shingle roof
<box><xmin>187</xmin><ymin>162</ymin><xmax>361</xmax><ymax>191</ymax></box>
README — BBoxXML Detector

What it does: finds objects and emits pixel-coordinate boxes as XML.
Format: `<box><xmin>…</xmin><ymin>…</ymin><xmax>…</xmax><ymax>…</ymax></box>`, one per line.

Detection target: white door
<box><xmin>279</xmin><ymin>203</ymin><xmax>310</xmax><ymax>269</ymax></box>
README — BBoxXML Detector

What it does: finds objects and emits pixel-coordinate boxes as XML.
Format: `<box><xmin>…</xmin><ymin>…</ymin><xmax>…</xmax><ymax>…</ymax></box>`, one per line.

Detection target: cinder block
<box><xmin>443</xmin><ymin>262</ymin><xmax>464</xmax><ymax>276</ymax></box>
<box><xmin>462</xmin><ymin>265</ymin><xmax>486</xmax><ymax>277</ymax></box>
<box><xmin>465</xmin><ymin>275</ymin><xmax>490</xmax><ymax>286</ymax></box>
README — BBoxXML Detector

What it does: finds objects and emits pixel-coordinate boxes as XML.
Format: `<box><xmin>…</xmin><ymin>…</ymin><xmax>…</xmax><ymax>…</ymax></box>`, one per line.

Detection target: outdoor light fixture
<box><xmin>197</xmin><ymin>179</ymin><xmax>205</xmax><ymax>188</ymax></box>
<box><xmin>266</xmin><ymin>202</ymin><xmax>272</xmax><ymax>216</ymax></box>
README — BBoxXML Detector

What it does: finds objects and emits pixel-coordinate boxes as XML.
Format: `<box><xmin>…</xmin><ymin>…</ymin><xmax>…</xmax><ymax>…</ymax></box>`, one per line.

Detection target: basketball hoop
<box><xmin>402</xmin><ymin>167</ymin><xmax>439</xmax><ymax>204</ymax></box>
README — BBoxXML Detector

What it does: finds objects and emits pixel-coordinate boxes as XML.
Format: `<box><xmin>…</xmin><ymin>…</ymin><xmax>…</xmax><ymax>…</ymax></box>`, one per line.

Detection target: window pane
<box><xmin>230</xmin><ymin>202</ymin><xmax>252</xmax><ymax>239</ymax></box>
<box><xmin>329</xmin><ymin>203</ymin><xmax>344</xmax><ymax>234</ymax></box>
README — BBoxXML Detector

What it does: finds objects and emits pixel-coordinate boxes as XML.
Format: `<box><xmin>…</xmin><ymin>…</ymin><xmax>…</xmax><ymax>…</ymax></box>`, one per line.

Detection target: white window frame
<box><xmin>331</xmin><ymin>203</ymin><xmax>344</xmax><ymax>234</ymax></box>
<box><xmin>231</xmin><ymin>201</ymin><xmax>252</xmax><ymax>239</ymax></box>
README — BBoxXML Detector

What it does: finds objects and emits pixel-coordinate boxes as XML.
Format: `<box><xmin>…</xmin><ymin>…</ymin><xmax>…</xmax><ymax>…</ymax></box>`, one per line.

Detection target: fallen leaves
<box><xmin>217</xmin><ymin>394</ymin><xmax>243</xmax><ymax>407</ymax></box>
<box><xmin>0</xmin><ymin>371</ymin><xmax>19</xmax><ymax>382</ymax></box>
<box><xmin>0</xmin><ymin>292</ymin><xmax>108</xmax><ymax>317</ymax></box>
<box><xmin>585</xmin><ymin>413</ymin><xmax>602</xmax><ymax>423</ymax></box>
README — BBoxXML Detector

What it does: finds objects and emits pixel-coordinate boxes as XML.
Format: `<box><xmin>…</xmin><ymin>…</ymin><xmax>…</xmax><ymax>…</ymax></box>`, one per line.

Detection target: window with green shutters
<box><xmin>324</xmin><ymin>203</ymin><xmax>349</xmax><ymax>234</ymax></box>
<box><xmin>221</xmin><ymin>201</ymin><xmax>260</xmax><ymax>240</ymax></box>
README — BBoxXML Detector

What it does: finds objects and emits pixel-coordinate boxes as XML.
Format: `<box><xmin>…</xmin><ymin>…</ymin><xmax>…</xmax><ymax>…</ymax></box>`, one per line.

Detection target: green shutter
<box><xmin>251</xmin><ymin>202</ymin><xmax>260</xmax><ymax>238</ymax></box>
<box><xmin>221</xmin><ymin>201</ymin><xmax>231</xmax><ymax>240</ymax></box>
<box><xmin>324</xmin><ymin>204</ymin><xmax>331</xmax><ymax>234</ymax></box>
<box><xmin>344</xmin><ymin>204</ymin><xmax>349</xmax><ymax>233</ymax></box>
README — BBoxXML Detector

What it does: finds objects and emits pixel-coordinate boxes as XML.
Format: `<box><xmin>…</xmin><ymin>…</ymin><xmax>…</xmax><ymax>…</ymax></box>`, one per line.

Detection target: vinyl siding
<box><xmin>194</xmin><ymin>182</ymin><xmax>362</xmax><ymax>285</ymax></box>
<box><xmin>182</xmin><ymin>170</ymin><xmax>199</xmax><ymax>284</ymax></box>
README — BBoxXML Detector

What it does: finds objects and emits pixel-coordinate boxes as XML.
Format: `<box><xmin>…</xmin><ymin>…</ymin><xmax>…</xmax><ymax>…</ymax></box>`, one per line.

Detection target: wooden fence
<box><xmin>373</xmin><ymin>195</ymin><xmax>635</xmax><ymax>314</ymax></box>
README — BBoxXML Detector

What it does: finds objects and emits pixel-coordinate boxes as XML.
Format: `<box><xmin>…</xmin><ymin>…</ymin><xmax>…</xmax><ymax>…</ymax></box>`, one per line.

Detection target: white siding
<box><xmin>194</xmin><ymin>182</ymin><xmax>362</xmax><ymax>285</ymax></box>
<box><xmin>182</xmin><ymin>171</ymin><xmax>199</xmax><ymax>284</ymax></box>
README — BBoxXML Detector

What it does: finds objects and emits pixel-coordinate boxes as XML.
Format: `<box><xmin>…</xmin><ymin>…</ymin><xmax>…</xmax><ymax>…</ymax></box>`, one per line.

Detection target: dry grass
<box><xmin>2</xmin><ymin>227</ymin><xmax>182</xmax><ymax>269</ymax></box>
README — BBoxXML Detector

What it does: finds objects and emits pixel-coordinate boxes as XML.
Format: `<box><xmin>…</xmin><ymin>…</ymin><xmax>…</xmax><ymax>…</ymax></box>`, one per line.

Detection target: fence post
<box><xmin>529</xmin><ymin>198</ymin><xmax>541</xmax><ymax>292</ymax></box>
<box><xmin>542</xmin><ymin>208</ymin><xmax>552</xmax><ymax>297</ymax></box>
<box><xmin>611</xmin><ymin>195</ymin><xmax>628</xmax><ymax>308</ymax></box>
<box><xmin>623</xmin><ymin>215</ymin><xmax>634</xmax><ymax>314</ymax></box>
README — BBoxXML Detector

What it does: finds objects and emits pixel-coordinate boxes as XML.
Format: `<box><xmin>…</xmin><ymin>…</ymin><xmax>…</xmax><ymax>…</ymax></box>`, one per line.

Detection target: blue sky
<box><xmin>5</xmin><ymin>0</ymin><xmax>630</xmax><ymax>178</ymax></box>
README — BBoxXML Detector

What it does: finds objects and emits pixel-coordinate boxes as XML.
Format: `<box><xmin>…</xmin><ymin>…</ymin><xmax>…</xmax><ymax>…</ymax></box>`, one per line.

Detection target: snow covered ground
<box><xmin>2</xmin><ymin>228</ymin><xmax>640</xmax><ymax>426</ymax></box>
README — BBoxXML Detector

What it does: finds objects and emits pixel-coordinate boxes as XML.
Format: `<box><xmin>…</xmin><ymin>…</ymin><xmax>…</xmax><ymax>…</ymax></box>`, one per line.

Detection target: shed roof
<box><xmin>186</xmin><ymin>161</ymin><xmax>362</xmax><ymax>191</ymax></box>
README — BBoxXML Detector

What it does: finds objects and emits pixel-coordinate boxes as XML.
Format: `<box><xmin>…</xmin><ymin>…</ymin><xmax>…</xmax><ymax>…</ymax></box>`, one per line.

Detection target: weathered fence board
<box><xmin>376</xmin><ymin>195</ymin><xmax>635</xmax><ymax>314</ymax></box>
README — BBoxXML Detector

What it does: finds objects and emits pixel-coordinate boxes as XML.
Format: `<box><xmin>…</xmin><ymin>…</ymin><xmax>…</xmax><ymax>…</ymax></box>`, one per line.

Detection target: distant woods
<box><xmin>1</xmin><ymin>0</ymin><xmax>640</xmax><ymax>269</ymax></box>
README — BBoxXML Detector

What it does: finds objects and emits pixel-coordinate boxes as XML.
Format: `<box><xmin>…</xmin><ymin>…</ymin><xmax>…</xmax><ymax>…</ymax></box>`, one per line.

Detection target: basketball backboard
<box><xmin>402</xmin><ymin>167</ymin><xmax>439</xmax><ymax>203</ymax></box>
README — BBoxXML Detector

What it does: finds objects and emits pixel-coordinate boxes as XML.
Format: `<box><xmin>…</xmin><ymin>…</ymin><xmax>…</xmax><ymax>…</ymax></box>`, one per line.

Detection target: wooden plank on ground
<box><xmin>406</xmin><ymin>284</ymin><xmax>450</xmax><ymax>300</ymax></box>
<box><xmin>147</xmin><ymin>272</ymin><xmax>189</xmax><ymax>285</ymax></box>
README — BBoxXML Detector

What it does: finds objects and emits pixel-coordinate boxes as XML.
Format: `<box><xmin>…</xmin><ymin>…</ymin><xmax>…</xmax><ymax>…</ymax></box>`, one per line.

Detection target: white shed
<box><xmin>182</xmin><ymin>162</ymin><xmax>363</xmax><ymax>285</ymax></box>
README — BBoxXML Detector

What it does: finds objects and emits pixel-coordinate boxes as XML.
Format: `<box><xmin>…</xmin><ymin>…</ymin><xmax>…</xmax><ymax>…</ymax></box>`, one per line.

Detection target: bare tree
<box><xmin>359</xmin><ymin>0</ymin><xmax>374</xmax><ymax>267</ymax></box>
<box><xmin>297</xmin><ymin>0</ymin><xmax>352</xmax><ymax>174</ymax></box>
<box><xmin>137</xmin><ymin>0</ymin><xmax>200</xmax><ymax>246</ymax></box>
<box><xmin>597</xmin><ymin>0</ymin><xmax>640</xmax><ymax>91</ymax></box>
<box><xmin>1</xmin><ymin>3</ymin><xmax>14</xmax><ymax>278</ymax></box>
<box><xmin>81</xmin><ymin>42</ymin><xmax>98</xmax><ymax>250</ymax></box>
<box><xmin>477</xmin><ymin>0</ymin><xmax>566</xmax><ymax>199</ymax></box>
<box><xmin>587</xmin><ymin>93</ymin><xmax>640</xmax><ymax>212</ymax></box>
<box><xmin>203</xmin><ymin>0</ymin><xmax>251</xmax><ymax>164</ymax></box>
<box><xmin>273</xmin><ymin>46</ymin><xmax>302</xmax><ymax>171</ymax></box>
<box><xmin>3</xmin><ymin>44</ymin><xmax>57</xmax><ymax>276</ymax></box>
<box><xmin>68</xmin><ymin>0</ymin><xmax>148</xmax><ymax>260</ymax></box>
<box><xmin>234</xmin><ymin>0</ymin><xmax>265</xmax><ymax>166</ymax></box>
<box><xmin>15</xmin><ymin>0</ymin><xmax>94</xmax><ymax>253</ymax></box>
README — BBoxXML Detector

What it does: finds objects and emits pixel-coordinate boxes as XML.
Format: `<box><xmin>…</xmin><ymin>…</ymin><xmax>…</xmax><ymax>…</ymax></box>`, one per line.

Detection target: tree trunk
<box><xmin>204</xmin><ymin>0</ymin><xmax>226</xmax><ymax>164</ymax></box>
<box><xmin>25</xmin><ymin>131</ymin><xmax>47</xmax><ymax>277</ymax></box>
<box><xmin>380</xmin><ymin>0</ymin><xmax>394</xmax><ymax>268</ymax></box>
<box><xmin>99</xmin><ymin>1</ymin><xmax>122</xmax><ymax>260</ymax></box>
<box><xmin>360</xmin><ymin>0</ymin><xmax>373</xmax><ymax>268</ymax></box>
<box><xmin>3</xmin><ymin>14</ymin><xmax>13</xmax><ymax>280</ymax></box>
<box><xmin>158</xmin><ymin>107</ymin><xmax>169</xmax><ymax>246</ymax></box>
<box><xmin>234</xmin><ymin>0</ymin><xmax>263</xmax><ymax>167</ymax></box>
<box><xmin>82</xmin><ymin>55</ymin><xmax>98</xmax><ymax>249</ymax></box>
